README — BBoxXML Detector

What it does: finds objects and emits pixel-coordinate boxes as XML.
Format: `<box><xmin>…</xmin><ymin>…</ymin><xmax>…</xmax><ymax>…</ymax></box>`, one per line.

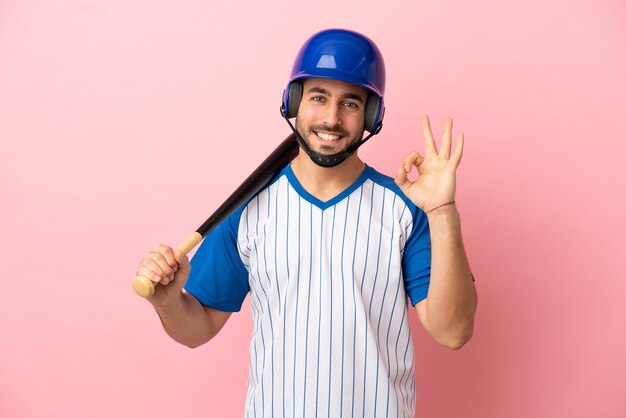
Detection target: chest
<box><xmin>238</xmin><ymin>177</ymin><xmax>413</xmax><ymax>294</ymax></box>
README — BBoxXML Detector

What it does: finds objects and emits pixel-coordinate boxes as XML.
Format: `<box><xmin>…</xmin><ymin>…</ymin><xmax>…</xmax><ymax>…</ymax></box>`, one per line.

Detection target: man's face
<box><xmin>295</xmin><ymin>78</ymin><xmax>367</xmax><ymax>156</ymax></box>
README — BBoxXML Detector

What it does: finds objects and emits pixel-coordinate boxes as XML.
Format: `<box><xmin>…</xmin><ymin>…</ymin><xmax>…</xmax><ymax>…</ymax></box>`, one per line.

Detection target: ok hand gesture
<box><xmin>395</xmin><ymin>115</ymin><xmax>464</xmax><ymax>213</ymax></box>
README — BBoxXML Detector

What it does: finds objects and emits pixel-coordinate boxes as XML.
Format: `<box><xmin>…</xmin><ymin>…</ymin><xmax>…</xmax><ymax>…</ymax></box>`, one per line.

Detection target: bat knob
<box><xmin>132</xmin><ymin>276</ymin><xmax>155</xmax><ymax>298</ymax></box>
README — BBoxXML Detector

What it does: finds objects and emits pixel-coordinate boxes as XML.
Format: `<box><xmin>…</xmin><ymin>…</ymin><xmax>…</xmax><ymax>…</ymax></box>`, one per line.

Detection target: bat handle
<box><xmin>132</xmin><ymin>232</ymin><xmax>203</xmax><ymax>298</ymax></box>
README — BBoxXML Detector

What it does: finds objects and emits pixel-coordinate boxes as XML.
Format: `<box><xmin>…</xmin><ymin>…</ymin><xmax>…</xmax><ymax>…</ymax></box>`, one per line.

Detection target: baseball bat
<box><xmin>132</xmin><ymin>133</ymin><xmax>299</xmax><ymax>298</ymax></box>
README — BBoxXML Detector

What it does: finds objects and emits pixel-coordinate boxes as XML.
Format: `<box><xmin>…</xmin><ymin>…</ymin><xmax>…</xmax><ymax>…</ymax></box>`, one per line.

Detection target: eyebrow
<box><xmin>306</xmin><ymin>86</ymin><xmax>365</xmax><ymax>103</ymax></box>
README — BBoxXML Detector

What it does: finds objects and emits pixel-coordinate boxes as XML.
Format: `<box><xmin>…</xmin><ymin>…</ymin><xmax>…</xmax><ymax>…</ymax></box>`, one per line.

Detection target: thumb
<box><xmin>395</xmin><ymin>165</ymin><xmax>411</xmax><ymax>193</ymax></box>
<box><xmin>173</xmin><ymin>249</ymin><xmax>191</xmax><ymax>277</ymax></box>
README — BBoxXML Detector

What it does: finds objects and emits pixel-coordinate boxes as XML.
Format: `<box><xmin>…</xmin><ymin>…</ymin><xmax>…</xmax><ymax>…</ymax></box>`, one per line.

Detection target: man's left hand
<box><xmin>395</xmin><ymin>115</ymin><xmax>463</xmax><ymax>213</ymax></box>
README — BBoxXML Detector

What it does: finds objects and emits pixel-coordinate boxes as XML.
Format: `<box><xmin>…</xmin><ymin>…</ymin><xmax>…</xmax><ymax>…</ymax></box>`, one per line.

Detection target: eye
<box><xmin>343</xmin><ymin>101</ymin><xmax>359</xmax><ymax>109</ymax></box>
<box><xmin>311</xmin><ymin>96</ymin><xmax>325</xmax><ymax>102</ymax></box>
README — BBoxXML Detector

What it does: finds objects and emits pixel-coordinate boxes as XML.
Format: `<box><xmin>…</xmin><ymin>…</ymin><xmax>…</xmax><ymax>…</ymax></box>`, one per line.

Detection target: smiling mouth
<box><xmin>314</xmin><ymin>131</ymin><xmax>343</xmax><ymax>142</ymax></box>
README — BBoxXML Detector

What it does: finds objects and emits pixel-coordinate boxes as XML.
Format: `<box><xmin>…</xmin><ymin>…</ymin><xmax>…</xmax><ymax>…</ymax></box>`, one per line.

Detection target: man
<box><xmin>136</xmin><ymin>29</ymin><xmax>477</xmax><ymax>418</ymax></box>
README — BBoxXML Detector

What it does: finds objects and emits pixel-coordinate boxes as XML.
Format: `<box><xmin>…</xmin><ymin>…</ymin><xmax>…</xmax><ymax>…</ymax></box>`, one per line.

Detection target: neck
<box><xmin>291</xmin><ymin>149</ymin><xmax>366</xmax><ymax>202</ymax></box>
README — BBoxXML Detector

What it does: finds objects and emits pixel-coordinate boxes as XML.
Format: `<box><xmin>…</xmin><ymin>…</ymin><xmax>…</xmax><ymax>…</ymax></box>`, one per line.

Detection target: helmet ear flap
<box><xmin>364</xmin><ymin>94</ymin><xmax>383</xmax><ymax>134</ymax></box>
<box><xmin>285</xmin><ymin>80</ymin><xmax>303</xmax><ymax>118</ymax></box>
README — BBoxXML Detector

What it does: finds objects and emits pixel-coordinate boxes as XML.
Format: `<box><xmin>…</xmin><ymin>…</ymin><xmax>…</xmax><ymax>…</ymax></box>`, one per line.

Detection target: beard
<box><xmin>295</xmin><ymin>119</ymin><xmax>364</xmax><ymax>155</ymax></box>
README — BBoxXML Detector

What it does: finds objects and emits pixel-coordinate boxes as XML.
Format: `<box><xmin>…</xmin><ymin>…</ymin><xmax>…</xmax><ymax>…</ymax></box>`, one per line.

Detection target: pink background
<box><xmin>1</xmin><ymin>1</ymin><xmax>625</xmax><ymax>417</ymax></box>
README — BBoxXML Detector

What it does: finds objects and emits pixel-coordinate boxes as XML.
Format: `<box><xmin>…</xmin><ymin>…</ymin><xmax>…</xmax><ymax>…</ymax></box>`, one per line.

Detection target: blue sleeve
<box><xmin>183</xmin><ymin>206</ymin><xmax>250</xmax><ymax>312</ymax></box>
<box><xmin>402</xmin><ymin>207</ymin><xmax>431</xmax><ymax>306</ymax></box>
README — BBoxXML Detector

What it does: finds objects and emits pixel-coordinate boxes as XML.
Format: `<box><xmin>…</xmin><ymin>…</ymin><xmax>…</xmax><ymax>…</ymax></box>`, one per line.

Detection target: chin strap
<box><xmin>282</xmin><ymin>114</ymin><xmax>379</xmax><ymax>168</ymax></box>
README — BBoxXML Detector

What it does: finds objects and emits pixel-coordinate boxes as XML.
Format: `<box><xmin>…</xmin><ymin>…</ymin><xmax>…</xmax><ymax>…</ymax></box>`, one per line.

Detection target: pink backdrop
<box><xmin>1</xmin><ymin>1</ymin><xmax>624</xmax><ymax>417</ymax></box>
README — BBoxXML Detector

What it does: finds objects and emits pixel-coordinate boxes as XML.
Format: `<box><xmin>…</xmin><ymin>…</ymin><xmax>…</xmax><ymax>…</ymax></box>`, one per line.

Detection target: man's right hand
<box><xmin>135</xmin><ymin>245</ymin><xmax>191</xmax><ymax>306</ymax></box>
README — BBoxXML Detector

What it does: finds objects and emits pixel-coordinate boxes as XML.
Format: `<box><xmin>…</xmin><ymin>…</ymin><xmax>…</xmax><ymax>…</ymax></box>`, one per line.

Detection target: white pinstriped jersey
<box><xmin>185</xmin><ymin>164</ymin><xmax>431</xmax><ymax>418</ymax></box>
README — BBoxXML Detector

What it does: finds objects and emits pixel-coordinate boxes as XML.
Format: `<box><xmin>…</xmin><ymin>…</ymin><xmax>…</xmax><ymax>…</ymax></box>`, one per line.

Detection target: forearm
<box><xmin>423</xmin><ymin>205</ymin><xmax>477</xmax><ymax>348</ymax></box>
<box><xmin>153</xmin><ymin>291</ymin><xmax>222</xmax><ymax>348</ymax></box>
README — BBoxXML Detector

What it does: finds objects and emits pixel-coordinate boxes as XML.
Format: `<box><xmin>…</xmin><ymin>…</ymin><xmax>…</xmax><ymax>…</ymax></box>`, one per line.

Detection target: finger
<box><xmin>146</xmin><ymin>252</ymin><xmax>176</xmax><ymax>281</ymax></box>
<box><xmin>136</xmin><ymin>264</ymin><xmax>165</xmax><ymax>285</ymax></box>
<box><xmin>402</xmin><ymin>150</ymin><xmax>426</xmax><ymax>171</ymax></box>
<box><xmin>403</xmin><ymin>152</ymin><xmax>414</xmax><ymax>174</ymax></box>
<box><xmin>155</xmin><ymin>244</ymin><xmax>178</xmax><ymax>271</ymax></box>
<box><xmin>451</xmin><ymin>132</ymin><xmax>464</xmax><ymax>165</ymax></box>
<box><xmin>440</xmin><ymin>117</ymin><xmax>453</xmax><ymax>159</ymax></box>
<box><xmin>138</xmin><ymin>263</ymin><xmax>173</xmax><ymax>286</ymax></box>
<box><xmin>147</xmin><ymin>252</ymin><xmax>175</xmax><ymax>276</ymax></box>
<box><xmin>421</xmin><ymin>115</ymin><xmax>438</xmax><ymax>157</ymax></box>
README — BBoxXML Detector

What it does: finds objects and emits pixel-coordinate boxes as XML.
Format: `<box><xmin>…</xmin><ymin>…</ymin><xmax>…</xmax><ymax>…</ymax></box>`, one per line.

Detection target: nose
<box><xmin>322</xmin><ymin>103</ymin><xmax>342</xmax><ymax>127</ymax></box>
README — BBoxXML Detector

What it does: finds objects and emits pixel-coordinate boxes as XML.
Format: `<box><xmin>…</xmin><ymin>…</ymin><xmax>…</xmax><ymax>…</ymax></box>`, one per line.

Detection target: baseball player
<box><xmin>136</xmin><ymin>29</ymin><xmax>477</xmax><ymax>417</ymax></box>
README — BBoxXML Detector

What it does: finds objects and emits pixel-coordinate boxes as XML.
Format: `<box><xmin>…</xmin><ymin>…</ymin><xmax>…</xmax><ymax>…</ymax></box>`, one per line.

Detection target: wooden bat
<box><xmin>132</xmin><ymin>133</ymin><xmax>299</xmax><ymax>298</ymax></box>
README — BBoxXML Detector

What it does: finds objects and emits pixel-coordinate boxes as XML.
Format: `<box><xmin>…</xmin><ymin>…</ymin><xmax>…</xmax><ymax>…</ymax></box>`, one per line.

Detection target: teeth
<box><xmin>316</xmin><ymin>132</ymin><xmax>341</xmax><ymax>141</ymax></box>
